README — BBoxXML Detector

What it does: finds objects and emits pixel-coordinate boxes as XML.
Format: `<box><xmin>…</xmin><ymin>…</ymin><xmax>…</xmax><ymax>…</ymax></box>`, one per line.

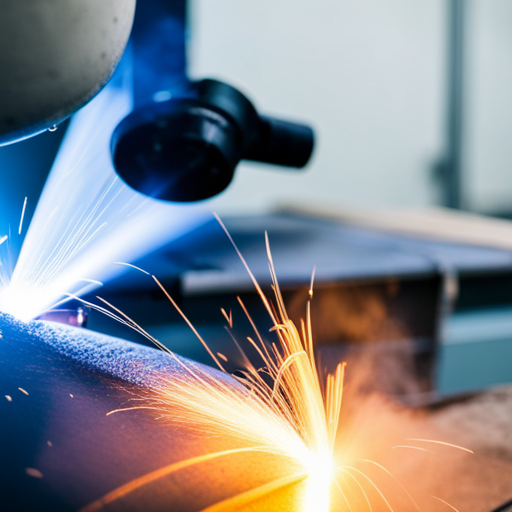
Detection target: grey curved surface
<box><xmin>0</xmin><ymin>0</ymin><xmax>136</xmax><ymax>145</ymax></box>
<box><xmin>0</xmin><ymin>312</ymin><xmax>197</xmax><ymax>388</ymax></box>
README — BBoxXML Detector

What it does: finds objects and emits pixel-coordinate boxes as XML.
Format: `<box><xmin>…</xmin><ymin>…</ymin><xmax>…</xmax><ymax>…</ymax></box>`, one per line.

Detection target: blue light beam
<box><xmin>0</xmin><ymin>71</ymin><xmax>209</xmax><ymax>321</ymax></box>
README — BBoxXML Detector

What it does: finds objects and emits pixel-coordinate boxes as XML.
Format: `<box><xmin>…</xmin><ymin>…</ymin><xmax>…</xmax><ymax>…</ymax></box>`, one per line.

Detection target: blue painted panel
<box><xmin>438</xmin><ymin>307</ymin><xmax>512</xmax><ymax>393</ymax></box>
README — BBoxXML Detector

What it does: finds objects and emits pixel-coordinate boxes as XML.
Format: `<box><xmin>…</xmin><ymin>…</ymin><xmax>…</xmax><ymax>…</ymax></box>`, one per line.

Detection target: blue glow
<box><xmin>0</xmin><ymin>70</ymin><xmax>209</xmax><ymax>321</ymax></box>
<box><xmin>152</xmin><ymin>90</ymin><xmax>173</xmax><ymax>102</ymax></box>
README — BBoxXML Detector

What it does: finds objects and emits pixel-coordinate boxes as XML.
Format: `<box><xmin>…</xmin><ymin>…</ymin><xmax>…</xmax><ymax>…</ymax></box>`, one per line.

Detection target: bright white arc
<box><xmin>18</xmin><ymin>197</ymin><xmax>27</xmax><ymax>235</ymax></box>
<box><xmin>0</xmin><ymin>64</ymin><xmax>209</xmax><ymax>321</ymax></box>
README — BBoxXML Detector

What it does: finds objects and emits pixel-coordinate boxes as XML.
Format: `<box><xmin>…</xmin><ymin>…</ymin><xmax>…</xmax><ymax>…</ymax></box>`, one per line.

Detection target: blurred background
<box><xmin>3</xmin><ymin>0</ymin><xmax>512</xmax><ymax>224</ymax></box>
<box><xmin>192</xmin><ymin>0</ymin><xmax>512</xmax><ymax>215</ymax></box>
<box><xmin>3</xmin><ymin>0</ymin><xmax>512</xmax><ymax>398</ymax></box>
<box><xmin>193</xmin><ymin>0</ymin><xmax>445</xmax><ymax>213</ymax></box>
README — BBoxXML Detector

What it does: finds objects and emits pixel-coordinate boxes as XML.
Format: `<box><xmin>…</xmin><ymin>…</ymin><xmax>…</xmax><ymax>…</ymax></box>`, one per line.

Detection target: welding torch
<box><xmin>0</xmin><ymin>0</ymin><xmax>314</xmax><ymax>203</ymax></box>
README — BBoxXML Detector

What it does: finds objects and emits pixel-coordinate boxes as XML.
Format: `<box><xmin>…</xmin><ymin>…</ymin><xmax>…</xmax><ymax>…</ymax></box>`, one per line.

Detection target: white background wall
<box><xmin>465</xmin><ymin>0</ymin><xmax>512</xmax><ymax>213</ymax></box>
<box><xmin>189</xmin><ymin>0</ymin><xmax>447</xmax><ymax>215</ymax></box>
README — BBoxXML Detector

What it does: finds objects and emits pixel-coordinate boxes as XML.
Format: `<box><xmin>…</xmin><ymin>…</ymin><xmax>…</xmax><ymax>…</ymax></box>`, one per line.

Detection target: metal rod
<box><xmin>444</xmin><ymin>0</ymin><xmax>466</xmax><ymax>208</ymax></box>
<box><xmin>491</xmin><ymin>499</ymin><xmax>512</xmax><ymax>512</ymax></box>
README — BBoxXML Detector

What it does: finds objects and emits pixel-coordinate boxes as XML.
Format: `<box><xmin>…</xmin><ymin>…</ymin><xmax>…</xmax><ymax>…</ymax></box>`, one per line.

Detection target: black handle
<box><xmin>245</xmin><ymin>115</ymin><xmax>314</xmax><ymax>169</ymax></box>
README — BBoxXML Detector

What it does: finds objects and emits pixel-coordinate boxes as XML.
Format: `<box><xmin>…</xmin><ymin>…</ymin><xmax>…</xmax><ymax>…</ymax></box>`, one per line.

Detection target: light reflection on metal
<box><xmin>38</xmin><ymin>306</ymin><xmax>89</xmax><ymax>328</ymax></box>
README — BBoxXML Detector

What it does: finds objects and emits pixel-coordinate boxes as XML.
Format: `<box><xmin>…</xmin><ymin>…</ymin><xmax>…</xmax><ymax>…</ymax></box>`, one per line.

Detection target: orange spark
<box><xmin>82</xmin><ymin>227</ymin><xmax>345</xmax><ymax>512</ymax></box>
<box><xmin>432</xmin><ymin>495</ymin><xmax>460</xmax><ymax>511</ymax></box>
<box><xmin>80</xmin><ymin>218</ymin><xmax>466</xmax><ymax>512</ymax></box>
<box><xmin>405</xmin><ymin>439</ymin><xmax>474</xmax><ymax>454</ymax></box>
<box><xmin>220</xmin><ymin>308</ymin><xmax>233</xmax><ymax>328</ymax></box>
<box><xmin>392</xmin><ymin>446</ymin><xmax>430</xmax><ymax>453</ymax></box>
<box><xmin>25</xmin><ymin>468</ymin><xmax>43</xmax><ymax>479</ymax></box>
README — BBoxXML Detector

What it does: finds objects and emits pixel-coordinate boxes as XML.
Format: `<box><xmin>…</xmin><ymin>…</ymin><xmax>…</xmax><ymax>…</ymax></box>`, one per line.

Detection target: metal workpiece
<box><xmin>0</xmin><ymin>0</ymin><xmax>136</xmax><ymax>145</ymax></box>
<box><xmin>0</xmin><ymin>312</ymin><xmax>250</xmax><ymax>511</ymax></box>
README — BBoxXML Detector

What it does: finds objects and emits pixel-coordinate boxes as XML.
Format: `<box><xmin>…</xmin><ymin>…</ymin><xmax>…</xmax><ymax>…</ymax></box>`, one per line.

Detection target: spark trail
<box><xmin>81</xmin><ymin>233</ymin><xmax>344</xmax><ymax>512</ymax></box>
<box><xmin>0</xmin><ymin>63</ymin><xmax>208</xmax><ymax>322</ymax></box>
<box><xmin>80</xmin><ymin>227</ymin><xmax>471</xmax><ymax>511</ymax></box>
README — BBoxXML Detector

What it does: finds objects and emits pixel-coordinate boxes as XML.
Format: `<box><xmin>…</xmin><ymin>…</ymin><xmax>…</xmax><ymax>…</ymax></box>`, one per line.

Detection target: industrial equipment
<box><xmin>0</xmin><ymin>0</ymin><xmax>136</xmax><ymax>145</ymax></box>
<box><xmin>2</xmin><ymin>1</ymin><xmax>512</xmax><ymax>511</ymax></box>
<box><xmin>0</xmin><ymin>0</ymin><xmax>314</xmax><ymax>202</ymax></box>
<box><xmin>83</xmin><ymin>210</ymin><xmax>512</xmax><ymax>402</ymax></box>
<box><xmin>112</xmin><ymin>78</ymin><xmax>314</xmax><ymax>202</ymax></box>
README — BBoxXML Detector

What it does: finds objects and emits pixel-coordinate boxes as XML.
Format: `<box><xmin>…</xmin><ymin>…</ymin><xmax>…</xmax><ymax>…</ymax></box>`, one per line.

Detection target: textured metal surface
<box><xmin>0</xmin><ymin>312</ymin><xmax>192</xmax><ymax>387</ymax></box>
<box><xmin>0</xmin><ymin>312</ymin><xmax>263</xmax><ymax>512</ymax></box>
<box><xmin>2</xmin><ymin>311</ymin><xmax>512</xmax><ymax>511</ymax></box>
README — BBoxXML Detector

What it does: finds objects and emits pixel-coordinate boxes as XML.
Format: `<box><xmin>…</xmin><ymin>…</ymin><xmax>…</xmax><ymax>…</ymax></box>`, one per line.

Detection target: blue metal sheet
<box><xmin>115</xmin><ymin>213</ymin><xmax>512</xmax><ymax>296</ymax></box>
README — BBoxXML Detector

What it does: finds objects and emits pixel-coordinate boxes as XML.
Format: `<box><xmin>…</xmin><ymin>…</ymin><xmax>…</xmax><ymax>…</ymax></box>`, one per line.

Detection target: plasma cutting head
<box><xmin>111</xmin><ymin>79</ymin><xmax>315</xmax><ymax>202</ymax></box>
<box><xmin>0</xmin><ymin>0</ymin><xmax>136</xmax><ymax>146</ymax></box>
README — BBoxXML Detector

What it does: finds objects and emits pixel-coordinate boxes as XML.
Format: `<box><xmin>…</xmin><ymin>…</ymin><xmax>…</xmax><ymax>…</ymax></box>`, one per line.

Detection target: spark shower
<box><xmin>0</xmin><ymin>67</ymin><xmax>208</xmax><ymax>322</ymax></box>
